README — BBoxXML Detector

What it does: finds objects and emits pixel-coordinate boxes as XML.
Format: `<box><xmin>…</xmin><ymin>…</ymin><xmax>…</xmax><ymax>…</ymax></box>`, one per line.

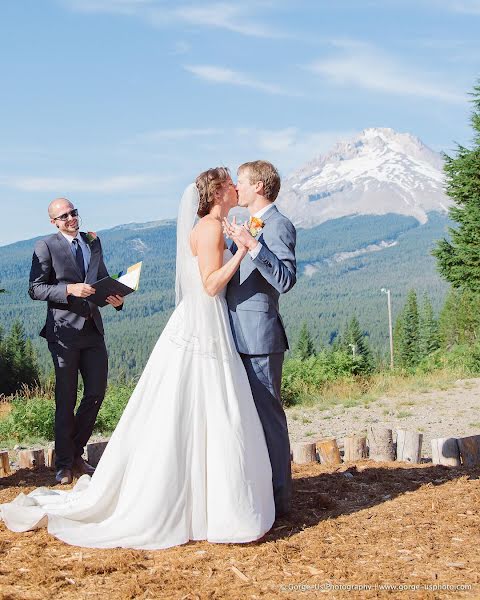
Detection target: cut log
<box><xmin>18</xmin><ymin>449</ymin><xmax>45</xmax><ymax>469</ymax></box>
<box><xmin>396</xmin><ymin>430</ymin><xmax>423</xmax><ymax>463</ymax></box>
<box><xmin>343</xmin><ymin>435</ymin><xmax>368</xmax><ymax>462</ymax></box>
<box><xmin>0</xmin><ymin>451</ymin><xmax>10</xmax><ymax>477</ymax></box>
<box><xmin>367</xmin><ymin>426</ymin><xmax>395</xmax><ymax>462</ymax></box>
<box><xmin>45</xmin><ymin>448</ymin><xmax>55</xmax><ymax>468</ymax></box>
<box><xmin>316</xmin><ymin>438</ymin><xmax>341</xmax><ymax>466</ymax></box>
<box><xmin>87</xmin><ymin>441</ymin><xmax>109</xmax><ymax>467</ymax></box>
<box><xmin>292</xmin><ymin>442</ymin><xmax>317</xmax><ymax>464</ymax></box>
<box><xmin>458</xmin><ymin>435</ymin><xmax>480</xmax><ymax>467</ymax></box>
<box><xmin>431</xmin><ymin>438</ymin><xmax>460</xmax><ymax>467</ymax></box>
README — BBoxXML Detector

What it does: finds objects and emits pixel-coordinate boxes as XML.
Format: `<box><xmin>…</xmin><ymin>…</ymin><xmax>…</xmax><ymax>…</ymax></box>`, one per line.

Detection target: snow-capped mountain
<box><xmin>277</xmin><ymin>127</ymin><xmax>450</xmax><ymax>228</ymax></box>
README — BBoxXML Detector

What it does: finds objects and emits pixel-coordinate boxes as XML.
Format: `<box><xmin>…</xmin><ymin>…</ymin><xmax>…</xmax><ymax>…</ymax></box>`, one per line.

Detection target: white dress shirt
<box><xmin>61</xmin><ymin>232</ymin><xmax>91</xmax><ymax>277</ymax></box>
<box><xmin>248</xmin><ymin>203</ymin><xmax>274</xmax><ymax>259</ymax></box>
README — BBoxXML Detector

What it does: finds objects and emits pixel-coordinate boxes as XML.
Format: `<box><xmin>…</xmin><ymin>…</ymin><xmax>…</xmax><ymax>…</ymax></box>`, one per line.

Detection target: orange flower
<box><xmin>248</xmin><ymin>217</ymin><xmax>264</xmax><ymax>237</ymax></box>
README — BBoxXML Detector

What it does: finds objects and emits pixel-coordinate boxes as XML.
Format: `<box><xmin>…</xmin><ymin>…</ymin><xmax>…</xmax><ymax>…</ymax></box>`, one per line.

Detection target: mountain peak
<box><xmin>278</xmin><ymin>128</ymin><xmax>449</xmax><ymax>228</ymax></box>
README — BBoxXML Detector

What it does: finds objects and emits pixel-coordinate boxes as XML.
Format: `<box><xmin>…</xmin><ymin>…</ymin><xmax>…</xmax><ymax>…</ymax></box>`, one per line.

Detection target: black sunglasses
<box><xmin>53</xmin><ymin>208</ymin><xmax>78</xmax><ymax>221</ymax></box>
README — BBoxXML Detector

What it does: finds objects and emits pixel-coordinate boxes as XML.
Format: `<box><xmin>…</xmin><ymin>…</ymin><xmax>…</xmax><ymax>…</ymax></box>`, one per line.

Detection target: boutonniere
<box><xmin>248</xmin><ymin>217</ymin><xmax>264</xmax><ymax>237</ymax></box>
<box><xmin>85</xmin><ymin>231</ymin><xmax>97</xmax><ymax>245</ymax></box>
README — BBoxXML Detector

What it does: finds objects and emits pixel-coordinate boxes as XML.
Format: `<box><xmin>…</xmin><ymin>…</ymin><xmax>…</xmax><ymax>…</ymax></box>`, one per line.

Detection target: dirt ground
<box><xmin>1</xmin><ymin>462</ymin><xmax>479</xmax><ymax>600</ymax></box>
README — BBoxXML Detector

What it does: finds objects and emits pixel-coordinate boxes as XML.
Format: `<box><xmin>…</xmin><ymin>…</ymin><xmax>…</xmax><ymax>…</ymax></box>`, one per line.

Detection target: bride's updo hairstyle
<box><xmin>195</xmin><ymin>167</ymin><xmax>231</xmax><ymax>218</ymax></box>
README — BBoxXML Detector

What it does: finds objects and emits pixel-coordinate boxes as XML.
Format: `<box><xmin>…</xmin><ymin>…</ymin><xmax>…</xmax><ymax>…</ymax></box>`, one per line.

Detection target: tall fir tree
<box><xmin>295</xmin><ymin>322</ymin><xmax>316</xmax><ymax>360</ymax></box>
<box><xmin>418</xmin><ymin>294</ymin><xmax>440</xmax><ymax>358</ymax></box>
<box><xmin>395</xmin><ymin>289</ymin><xmax>420</xmax><ymax>369</ymax></box>
<box><xmin>433</xmin><ymin>81</ymin><xmax>480</xmax><ymax>290</ymax></box>
<box><xmin>438</xmin><ymin>288</ymin><xmax>480</xmax><ymax>348</ymax></box>
<box><xmin>0</xmin><ymin>321</ymin><xmax>39</xmax><ymax>394</ymax></box>
<box><xmin>338</xmin><ymin>315</ymin><xmax>374</xmax><ymax>373</ymax></box>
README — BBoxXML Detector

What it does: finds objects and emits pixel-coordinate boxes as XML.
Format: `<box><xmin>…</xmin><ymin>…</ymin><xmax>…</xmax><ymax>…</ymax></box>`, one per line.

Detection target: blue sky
<box><xmin>1</xmin><ymin>0</ymin><xmax>479</xmax><ymax>245</ymax></box>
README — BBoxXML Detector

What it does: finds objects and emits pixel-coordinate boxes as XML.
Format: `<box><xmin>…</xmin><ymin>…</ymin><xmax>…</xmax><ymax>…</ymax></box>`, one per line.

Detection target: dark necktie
<box><xmin>72</xmin><ymin>238</ymin><xmax>86</xmax><ymax>281</ymax></box>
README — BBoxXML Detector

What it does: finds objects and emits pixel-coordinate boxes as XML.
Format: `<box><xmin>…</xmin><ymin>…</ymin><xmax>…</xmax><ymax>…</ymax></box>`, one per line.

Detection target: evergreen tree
<box><xmin>338</xmin><ymin>315</ymin><xmax>374</xmax><ymax>373</ymax></box>
<box><xmin>438</xmin><ymin>287</ymin><xmax>480</xmax><ymax>348</ymax></box>
<box><xmin>295</xmin><ymin>322</ymin><xmax>316</xmax><ymax>360</ymax></box>
<box><xmin>433</xmin><ymin>81</ymin><xmax>480</xmax><ymax>290</ymax></box>
<box><xmin>418</xmin><ymin>294</ymin><xmax>440</xmax><ymax>358</ymax></box>
<box><xmin>395</xmin><ymin>289</ymin><xmax>420</xmax><ymax>369</ymax></box>
<box><xmin>0</xmin><ymin>321</ymin><xmax>39</xmax><ymax>394</ymax></box>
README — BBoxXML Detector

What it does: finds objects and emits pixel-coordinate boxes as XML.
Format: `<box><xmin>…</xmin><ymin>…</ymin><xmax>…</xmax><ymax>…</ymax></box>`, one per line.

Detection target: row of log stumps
<box><xmin>0</xmin><ymin>440</ymin><xmax>109</xmax><ymax>478</ymax></box>
<box><xmin>291</xmin><ymin>426</ymin><xmax>480</xmax><ymax>467</ymax></box>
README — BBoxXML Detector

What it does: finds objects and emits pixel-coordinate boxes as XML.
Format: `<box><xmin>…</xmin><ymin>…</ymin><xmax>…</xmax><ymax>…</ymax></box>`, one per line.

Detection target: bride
<box><xmin>0</xmin><ymin>167</ymin><xmax>275</xmax><ymax>549</ymax></box>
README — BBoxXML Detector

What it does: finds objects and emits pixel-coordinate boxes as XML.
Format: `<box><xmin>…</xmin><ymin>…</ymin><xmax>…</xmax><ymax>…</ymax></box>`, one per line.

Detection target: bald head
<box><xmin>48</xmin><ymin>197</ymin><xmax>73</xmax><ymax>219</ymax></box>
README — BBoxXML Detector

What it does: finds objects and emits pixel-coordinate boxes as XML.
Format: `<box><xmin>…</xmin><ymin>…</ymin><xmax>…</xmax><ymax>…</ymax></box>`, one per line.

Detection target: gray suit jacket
<box><xmin>226</xmin><ymin>205</ymin><xmax>297</xmax><ymax>355</ymax></box>
<box><xmin>29</xmin><ymin>232</ymin><xmax>118</xmax><ymax>342</ymax></box>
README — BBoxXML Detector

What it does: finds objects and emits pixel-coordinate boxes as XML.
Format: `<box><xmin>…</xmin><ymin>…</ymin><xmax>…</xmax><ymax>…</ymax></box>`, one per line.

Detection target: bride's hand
<box><xmin>223</xmin><ymin>217</ymin><xmax>249</xmax><ymax>256</ymax></box>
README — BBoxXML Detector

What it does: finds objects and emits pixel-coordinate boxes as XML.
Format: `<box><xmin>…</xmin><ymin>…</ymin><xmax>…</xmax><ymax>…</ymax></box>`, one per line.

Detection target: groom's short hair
<box><xmin>238</xmin><ymin>160</ymin><xmax>281</xmax><ymax>201</ymax></box>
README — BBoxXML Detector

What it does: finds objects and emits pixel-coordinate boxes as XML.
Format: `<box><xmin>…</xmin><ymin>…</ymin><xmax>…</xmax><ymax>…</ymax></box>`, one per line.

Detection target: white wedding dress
<box><xmin>0</xmin><ymin>185</ymin><xmax>275</xmax><ymax>549</ymax></box>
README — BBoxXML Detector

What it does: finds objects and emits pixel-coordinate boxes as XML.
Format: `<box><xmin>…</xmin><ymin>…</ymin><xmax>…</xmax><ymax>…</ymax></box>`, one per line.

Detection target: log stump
<box><xmin>343</xmin><ymin>435</ymin><xmax>368</xmax><ymax>462</ymax></box>
<box><xmin>431</xmin><ymin>438</ymin><xmax>460</xmax><ymax>467</ymax></box>
<box><xmin>292</xmin><ymin>442</ymin><xmax>317</xmax><ymax>464</ymax></box>
<box><xmin>316</xmin><ymin>438</ymin><xmax>341</xmax><ymax>466</ymax></box>
<box><xmin>0</xmin><ymin>451</ymin><xmax>10</xmax><ymax>477</ymax></box>
<box><xmin>396</xmin><ymin>430</ymin><xmax>423</xmax><ymax>463</ymax></box>
<box><xmin>18</xmin><ymin>449</ymin><xmax>45</xmax><ymax>469</ymax></box>
<box><xmin>367</xmin><ymin>426</ymin><xmax>395</xmax><ymax>462</ymax></box>
<box><xmin>458</xmin><ymin>435</ymin><xmax>480</xmax><ymax>467</ymax></box>
<box><xmin>45</xmin><ymin>448</ymin><xmax>55</xmax><ymax>469</ymax></box>
<box><xmin>87</xmin><ymin>441</ymin><xmax>109</xmax><ymax>467</ymax></box>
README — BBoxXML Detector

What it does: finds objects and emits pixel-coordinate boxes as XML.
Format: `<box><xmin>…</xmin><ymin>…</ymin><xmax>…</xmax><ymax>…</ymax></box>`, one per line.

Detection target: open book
<box><xmin>88</xmin><ymin>262</ymin><xmax>142</xmax><ymax>307</ymax></box>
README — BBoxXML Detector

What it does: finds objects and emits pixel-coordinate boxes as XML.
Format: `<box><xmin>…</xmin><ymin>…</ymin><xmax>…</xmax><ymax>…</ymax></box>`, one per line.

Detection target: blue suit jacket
<box><xmin>226</xmin><ymin>205</ymin><xmax>297</xmax><ymax>355</ymax></box>
<box><xmin>28</xmin><ymin>232</ymin><xmax>120</xmax><ymax>342</ymax></box>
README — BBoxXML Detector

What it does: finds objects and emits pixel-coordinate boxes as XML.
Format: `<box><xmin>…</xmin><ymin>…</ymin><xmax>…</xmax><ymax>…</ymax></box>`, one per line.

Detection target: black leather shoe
<box><xmin>72</xmin><ymin>456</ymin><xmax>95</xmax><ymax>477</ymax></box>
<box><xmin>55</xmin><ymin>468</ymin><xmax>73</xmax><ymax>485</ymax></box>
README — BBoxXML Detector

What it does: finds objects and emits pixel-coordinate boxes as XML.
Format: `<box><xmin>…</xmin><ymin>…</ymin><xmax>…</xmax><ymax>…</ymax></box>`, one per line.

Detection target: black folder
<box><xmin>88</xmin><ymin>277</ymin><xmax>135</xmax><ymax>307</ymax></box>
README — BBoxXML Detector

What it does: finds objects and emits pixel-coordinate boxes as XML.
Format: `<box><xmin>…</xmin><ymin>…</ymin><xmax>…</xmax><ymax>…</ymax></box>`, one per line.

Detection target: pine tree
<box><xmin>395</xmin><ymin>289</ymin><xmax>420</xmax><ymax>369</ymax></box>
<box><xmin>418</xmin><ymin>294</ymin><xmax>440</xmax><ymax>358</ymax></box>
<box><xmin>433</xmin><ymin>81</ymin><xmax>480</xmax><ymax>290</ymax></box>
<box><xmin>339</xmin><ymin>315</ymin><xmax>374</xmax><ymax>373</ymax></box>
<box><xmin>295</xmin><ymin>322</ymin><xmax>316</xmax><ymax>360</ymax></box>
<box><xmin>438</xmin><ymin>287</ymin><xmax>480</xmax><ymax>347</ymax></box>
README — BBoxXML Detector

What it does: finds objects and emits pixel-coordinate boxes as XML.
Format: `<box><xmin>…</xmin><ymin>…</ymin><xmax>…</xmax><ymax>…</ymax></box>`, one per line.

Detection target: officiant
<box><xmin>28</xmin><ymin>197</ymin><xmax>124</xmax><ymax>485</ymax></box>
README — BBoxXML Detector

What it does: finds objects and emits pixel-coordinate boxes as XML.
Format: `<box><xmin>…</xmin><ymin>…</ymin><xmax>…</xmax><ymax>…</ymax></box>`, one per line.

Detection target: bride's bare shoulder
<box><xmin>190</xmin><ymin>216</ymin><xmax>223</xmax><ymax>255</ymax></box>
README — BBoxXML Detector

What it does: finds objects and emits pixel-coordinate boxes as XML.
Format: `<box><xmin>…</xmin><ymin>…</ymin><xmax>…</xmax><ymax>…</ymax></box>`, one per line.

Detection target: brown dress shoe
<box><xmin>72</xmin><ymin>456</ymin><xmax>95</xmax><ymax>477</ymax></box>
<box><xmin>55</xmin><ymin>468</ymin><xmax>73</xmax><ymax>485</ymax></box>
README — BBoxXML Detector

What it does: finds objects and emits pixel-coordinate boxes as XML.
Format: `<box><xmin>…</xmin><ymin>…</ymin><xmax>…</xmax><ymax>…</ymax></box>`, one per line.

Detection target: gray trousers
<box><xmin>240</xmin><ymin>352</ymin><xmax>292</xmax><ymax>517</ymax></box>
<box><xmin>48</xmin><ymin>320</ymin><xmax>108</xmax><ymax>470</ymax></box>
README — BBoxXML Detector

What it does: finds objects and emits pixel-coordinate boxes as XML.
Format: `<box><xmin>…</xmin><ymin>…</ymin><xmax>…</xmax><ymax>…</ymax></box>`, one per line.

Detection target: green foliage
<box><xmin>294</xmin><ymin>322</ymin><xmax>316</xmax><ymax>360</ymax></box>
<box><xmin>0</xmin><ymin>395</ymin><xmax>55</xmax><ymax>441</ymax></box>
<box><xmin>0</xmin><ymin>321</ymin><xmax>40</xmax><ymax>395</ymax></box>
<box><xmin>419</xmin><ymin>294</ymin><xmax>440</xmax><ymax>358</ymax></box>
<box><xmin>94</xmin><ymin>382</ymin><xmax>133</xmax><ymax>434</ymax></box>
<box><xmin>336</xmin><ymin>315</ymin><xmax>374</xmax><ymax>374</ymax></box>
<box><xmin>395</xmin><ymin>289</ymin><xmax>420</xmax><ymax>369</ymax></box>
<box><xmin>433</xmin><ymin>81</ymin><xmax>480</xmax><ymax>290</ymax></box>
<box><xmin>438</xmin><ymin>288</ymin><xmax>480</xmax><ymax>347</ymax></box>
<box><xmin>281</xmin><ymin>350</ymin><xmax>366</xmax><ymax>406</ymax></box>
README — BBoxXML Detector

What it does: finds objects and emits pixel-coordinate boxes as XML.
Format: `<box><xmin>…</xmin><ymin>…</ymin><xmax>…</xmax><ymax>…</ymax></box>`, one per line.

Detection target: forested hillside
<box><xmin>0</xmin><ymin>212</ymin><xmax>449</xmax><ymax>379</ymax></box>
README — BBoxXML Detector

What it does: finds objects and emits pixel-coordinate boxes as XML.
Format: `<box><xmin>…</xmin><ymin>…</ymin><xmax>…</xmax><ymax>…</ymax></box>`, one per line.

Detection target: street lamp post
<box><xmin>381</xmin><ymin>288</ymin><xmax>394</xmax><ymax>370</ymax></box>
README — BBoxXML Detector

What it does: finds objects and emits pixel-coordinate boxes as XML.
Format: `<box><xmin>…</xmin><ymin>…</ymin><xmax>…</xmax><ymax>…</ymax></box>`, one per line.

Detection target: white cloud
<box><xmin>173</xmin><ymin>3</ymin><xmax>283</xmax><ymax>38</ymax></box>
<box><xmin>0</xmin><ymin>174</ymin><xmax>168</xmax><ymax>193</ymax></box>
<box><xmin>307</xmin><ymin>44</ymin><xmax>465</xmax><ymax>104</ymax></box>
<box><xmin>184</xmin><ymin>64</ymin><xmax>299</xmax><ymax>96</ymax></box>
<box><xmin>61</xmin><ymin>0</ymin><xmax>286</xmax><ymax>37</ymax></box>
<box><xmin>234</xmin><ymin>127</ymin><xmax>358</xmax><ymax>172</ymax></box>
<box><xmin>131</xmin><ymin>128</ymin><xmax>223</xmax><ymax>143</ymax></box>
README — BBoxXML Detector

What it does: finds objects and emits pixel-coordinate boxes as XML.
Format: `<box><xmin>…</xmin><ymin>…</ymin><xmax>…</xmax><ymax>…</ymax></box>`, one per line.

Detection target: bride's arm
<box><xmin>196</xmin><ymin>220</ymin><xmax>247</xmax><ymax>297</ymax></box>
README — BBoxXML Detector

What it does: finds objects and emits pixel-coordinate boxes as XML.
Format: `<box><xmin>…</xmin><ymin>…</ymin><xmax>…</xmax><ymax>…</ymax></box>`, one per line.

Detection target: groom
<box><xmin>224</xmin><ymin>160</ymin><xmax>297</xmax><ymax>518</ymax></box>
<box><xmin>29</xmin><ymin>197</ymin><xmax>124</xmax><ymax>485</ymax></box>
